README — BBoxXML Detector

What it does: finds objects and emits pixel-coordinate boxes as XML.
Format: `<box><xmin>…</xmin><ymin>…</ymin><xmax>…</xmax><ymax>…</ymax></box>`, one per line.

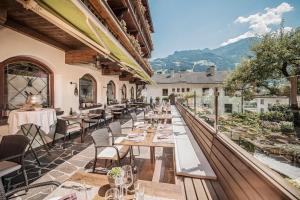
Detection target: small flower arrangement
<box><xmin>107</xmin><ymin>167</ymin><xmax>123</xmax><ymax>179</ymax></box>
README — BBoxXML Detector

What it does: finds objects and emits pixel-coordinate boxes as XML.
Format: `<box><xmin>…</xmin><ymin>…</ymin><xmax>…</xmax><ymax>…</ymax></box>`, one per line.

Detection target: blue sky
<box><xmin>149</xmin><ymin>0</ymin><xmax>300</xmax><ymax>59</ymax></box>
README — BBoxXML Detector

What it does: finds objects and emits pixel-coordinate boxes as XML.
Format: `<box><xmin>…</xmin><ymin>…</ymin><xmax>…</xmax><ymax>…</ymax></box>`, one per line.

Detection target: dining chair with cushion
<box><xmin>104</xmin><ymin>109</ymin><xmax>114</xmax><ymax>125</ymax></box>
<box><xmin>109</xmin><ymin>121</ymin><xmax>140</xmax><ymax>157</ymax></box>
<box><xmin>130</xmin><ymin>112</ymin><xmax>144</xmax><ymax>130</ymax></box>
<box><xmin>52</xmin><ymin>118</ymin><xmax>82</xmax><ymax>148</ymax></box>
<box><xmin>91</xmin><ymin>128</ymin><xmax>130</xmax><ymax>173</ymax></box>
<box><xmin>0</xmin><ymin>135</ymin><xmax>29</xmax><ymax>194</ymax></box>
<box><xmin>83</xmin><ymin>109</ymin><xmax>105</xmax><ymax>130</ymax></box>
<box><xmin>1</xmin><ymin>181</ymin><xmax>60</xmax><ymax>200</ymax></box>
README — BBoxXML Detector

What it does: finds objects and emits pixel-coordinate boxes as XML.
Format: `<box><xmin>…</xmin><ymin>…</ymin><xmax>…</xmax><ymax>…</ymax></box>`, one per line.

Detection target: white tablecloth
<box><xmin>8</xmin><ymin>109</ymin><xmax>57</xmax><ymax>134</ymax></box>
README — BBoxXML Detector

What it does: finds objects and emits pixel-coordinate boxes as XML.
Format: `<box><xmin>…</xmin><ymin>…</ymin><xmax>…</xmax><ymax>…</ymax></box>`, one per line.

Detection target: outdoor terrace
<box><xmin>0</xmin><ymin>102</ymin><xmax>299</xmax><ymax>200</ymax></box>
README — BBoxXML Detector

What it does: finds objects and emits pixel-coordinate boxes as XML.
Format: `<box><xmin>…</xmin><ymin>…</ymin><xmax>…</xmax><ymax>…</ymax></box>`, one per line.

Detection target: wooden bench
<box><xmin>176</xmin><ymin>103</ymin><xmax>300</xmax><ymax>200</ymax></box>
<box><xmin>180</xmin><ymin>177</ymin><xmax>229</xmax><ymax>200</ymax></box>
<box><xmin>171</xmin><ymin>107</ymin><xmax>216</xmax><ymax>180</ymax></box>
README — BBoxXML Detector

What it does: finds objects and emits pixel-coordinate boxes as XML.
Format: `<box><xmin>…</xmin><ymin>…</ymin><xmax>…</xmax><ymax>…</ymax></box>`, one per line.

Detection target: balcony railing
<box><xmin>176</xmin><ymin>102</ymin><xmax>300</xmax><ymax>199</ymax></box>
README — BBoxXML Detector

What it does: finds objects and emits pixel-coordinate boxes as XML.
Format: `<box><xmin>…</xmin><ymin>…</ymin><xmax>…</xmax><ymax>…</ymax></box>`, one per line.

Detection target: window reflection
<box><xmin>79</xmin><ymin>74</ymin><xmax>97</xmax><ymax>107</ymax></box>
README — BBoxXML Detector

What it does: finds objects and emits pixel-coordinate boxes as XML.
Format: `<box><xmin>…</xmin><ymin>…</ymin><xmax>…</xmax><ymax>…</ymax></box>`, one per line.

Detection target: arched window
<box><xmin>121</xmin><ymin>84</ymin><xmax>127</xmax><ymax>101</ymax></box>
<box><xmin>79</xmin><ymin>74</ymin><xmax>97</xmax><ymax>107</ymax></box>
<box><xmin>130</xmin><ymin>86</ymin><xmax>134</xmax><ymax>100</ymax></box>
<box><xmin>0</xmin><ymin>56</ymin><xmax>54</xmax><ymax>111</ymax></box>
<box><xmin>107</xmin><ymin>80</ymin><xmax>116</xmax><ymax>105</ymax></box>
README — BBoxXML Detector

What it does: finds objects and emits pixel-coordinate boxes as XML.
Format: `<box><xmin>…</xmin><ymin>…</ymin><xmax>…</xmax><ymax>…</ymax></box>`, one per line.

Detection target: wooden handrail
<box><xmin>176</xmin><ymin>102</ymin><xmax>300</xmax><ymax>200</ymax></box>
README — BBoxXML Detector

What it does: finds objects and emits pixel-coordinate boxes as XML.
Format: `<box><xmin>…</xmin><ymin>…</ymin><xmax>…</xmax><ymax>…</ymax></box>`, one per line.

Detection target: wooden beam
<box><xmin>102</xmin><ymin>65</ymin><xmax>121</xmax><ymax>75</ymax></box>
<box><xmin>0</xmin><ymin>8</ymin><xmax>7</xmax><ymax>25</ymax></box>
<box><xmin>119</xmin><ymin>71</ymin><xmax>133</xmax><ymax>81</ymax></box>
<box><xmin>113</xmin><ymin>7</ymin><xmax>128</xmax><ymax>19</ymax></box>
<box><xmin>65</xmin><ymin>48</ymin><xmax>97</xmax><ymax>64</ymax></box>
<box><xmin>4</xmin><ymin>19</ymin><xmax>70</xmax><ymax>51</ymax></box>
<box><xmin>129</xmin><ymin>77</ymin><xmax>139</xmax><ymax>84</ymax></box>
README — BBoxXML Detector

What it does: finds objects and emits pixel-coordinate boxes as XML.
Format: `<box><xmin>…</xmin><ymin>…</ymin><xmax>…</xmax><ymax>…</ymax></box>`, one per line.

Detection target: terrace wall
<box><xmin>0</xmin><ymin>28</ymin><xmax>135</xmax><ymax>112</ymax></box>
<box><xmin>176</xmin><ymin>102</ymin><xmax>300</xmax><ymax>200</ymax></box>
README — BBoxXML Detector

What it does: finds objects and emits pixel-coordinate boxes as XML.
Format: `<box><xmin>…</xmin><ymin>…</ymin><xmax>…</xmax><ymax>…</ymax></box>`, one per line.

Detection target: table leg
<box><xmin>130</xmin><ymin>146</ymin><xmax>135</xmax><ymax>166</ymax></box>
<box><xmin>35</xmin><ymin>126</ymin><xmax>49</xmax><ymax>153</ymax></box>
<box><xmin>81</xmin><ymin>120</ymin><xmax>84</xmax><ymax>143</ymax></box>
<box><xmin>0</xmin><ymin>179</ymin><xmax>5</xmax><ymax>198</ymax></box>
<box><xmin>21</xmin><ymin>125</ymin><xmax>41</xmax><ymax>166</ymax></box>
<box><xmin>150</xmin><ymin>146</ymin><xmax>155</xmax><ymax>164</ymax></box>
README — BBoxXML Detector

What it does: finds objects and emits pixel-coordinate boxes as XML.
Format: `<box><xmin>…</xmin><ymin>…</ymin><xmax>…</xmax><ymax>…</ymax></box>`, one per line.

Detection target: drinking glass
<box><xmin>122</xmin><ymin>165</ymin><xmax>133</xmax><ymax>196</ymax></box>
<box><xmin>105</xmin><ymin>188</ymin><xmax>119</xmax><ymax>200</ymax></box>
<box><xmin>134</xmin><ymin>182</ymin><xmax>145</xmax><ymax>200</ymax></box>
<box><xmin>114</xmin><ymin>170</ymin><xmax>124</xmax><ymax>199</ymax></box>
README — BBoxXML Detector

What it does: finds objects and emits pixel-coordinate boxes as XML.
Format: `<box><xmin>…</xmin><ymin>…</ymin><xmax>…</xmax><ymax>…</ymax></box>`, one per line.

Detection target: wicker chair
<box><xmin>91</xmin><ymin>128</ymin><xmax>130</xmax><ymax>173</ymax></box>
<box><xmin>110</xmin><ymin>121</ymin><xmax>140</xmax><ymax>157</ymax></box>
<box><xmin>52</xmin><ymin>118</ymin><xmax>82</xmax><ymax>148</ymax></box>
<box><xmin>130</xmin><ymin>112</ymin><xmax>144</xmax><ymax>130</ymax></box>
<box><xmin>1</xmin><ymin>181</ymin><xmax>60</xmax><ymax>200</ymax></box>
<box><xmin>0</xmin><ymin>135</ymin><xmax>29</xmax><ymax>195</ymax></box>
<box><xmin>82</xmin><ymin>109</ymin><xmax>105</xmax><ymax>130</ymax></box>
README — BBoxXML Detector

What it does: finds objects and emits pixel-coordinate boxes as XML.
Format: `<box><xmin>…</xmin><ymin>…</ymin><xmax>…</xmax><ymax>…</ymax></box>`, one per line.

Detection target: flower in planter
<box><xmin>107</xmin><ymin>167</ymin><xmax>123</xmax><ymax>179</ymax></box>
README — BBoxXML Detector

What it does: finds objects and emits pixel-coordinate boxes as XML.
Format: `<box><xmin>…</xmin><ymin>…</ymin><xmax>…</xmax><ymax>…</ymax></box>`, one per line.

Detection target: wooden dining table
<box><xmin>45</xmin><ymin>171</ymin><xmax>184</xmax><ymax>200</ymax></box>
<box><xmin>115</xmin><ymin>124</ymin><xmax>174</xmax><ymax>163</ymax></box>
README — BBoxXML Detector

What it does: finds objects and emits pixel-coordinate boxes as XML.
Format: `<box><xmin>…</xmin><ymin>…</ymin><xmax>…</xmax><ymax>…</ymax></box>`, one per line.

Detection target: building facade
<box><xmin>0</xmin><ymin>0</ymin><xmax>154</xmax><ymax>116</ymax></box>
<box><xmin>145</xmin><ymin>68</ymin><xmax>242</xmax><ymax>115</ymax></box>
<box><xmin>244</xmin><ymin>96</ymin><xmax>290</xmax><ymax>113</ymax></box>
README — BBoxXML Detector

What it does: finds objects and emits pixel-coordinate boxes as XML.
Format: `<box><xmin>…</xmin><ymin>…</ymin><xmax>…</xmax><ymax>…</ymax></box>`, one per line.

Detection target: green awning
<box><xmin>35</xmin><ymin>0</ymin><xmax>153</xmax><ymax>83</ymax></box>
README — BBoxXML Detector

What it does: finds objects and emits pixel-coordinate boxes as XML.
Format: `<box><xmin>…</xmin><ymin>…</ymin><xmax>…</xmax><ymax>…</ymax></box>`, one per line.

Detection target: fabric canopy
<box><xmin>34</xmin><ymin>0</ymin><xmax>153</xmax><ymax>83</ymax></box>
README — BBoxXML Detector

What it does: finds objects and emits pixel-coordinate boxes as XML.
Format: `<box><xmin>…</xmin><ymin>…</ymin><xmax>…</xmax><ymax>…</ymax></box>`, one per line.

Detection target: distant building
<box><xmin>145</xmin><ymin>66</ymin><xmax>242</xmax><ymax>115</ymax></box>
<box><xmin>244</xmin><ymin>96</ymin><xmax>289</xmax><ymax>113</ymax></box>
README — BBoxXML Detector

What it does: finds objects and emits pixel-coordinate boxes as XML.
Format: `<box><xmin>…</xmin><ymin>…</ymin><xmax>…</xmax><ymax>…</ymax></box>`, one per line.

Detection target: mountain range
<box><xmin>150</xmin><ymin>37</ymin><xmax>260</xmax><ymax>73</ymax></box>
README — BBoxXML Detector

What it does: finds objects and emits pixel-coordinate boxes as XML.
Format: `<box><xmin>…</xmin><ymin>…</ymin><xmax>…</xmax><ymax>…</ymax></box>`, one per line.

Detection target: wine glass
<box><xmin>122</xmin><ymin>165</ymin><xmax>133</xmax><ymax>196</ymax></box>
<box><xmin>114</xmin><ymin>170</ymin><xmax>124</xmax><ymax>199</ymax></box>
<box><xmin>105</xmin><ymin>188</ymin><xmax>119</xmax><ymax>200</ymax></box>
<box><xmin>134</xmin><ymin>182</ymin><xmax>145</xmax><ymax>200</ymax></box>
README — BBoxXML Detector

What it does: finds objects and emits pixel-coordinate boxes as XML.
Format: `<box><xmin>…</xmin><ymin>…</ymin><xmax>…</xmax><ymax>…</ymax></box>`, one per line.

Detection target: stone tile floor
<box><xmin>3</xmin><ymin>114</ymin><xmax>136</xmax><ymax>199</ymax></box>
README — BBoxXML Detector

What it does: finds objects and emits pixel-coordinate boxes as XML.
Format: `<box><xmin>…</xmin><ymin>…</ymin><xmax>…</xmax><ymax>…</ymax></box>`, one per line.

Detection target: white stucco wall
<box><xmin>0</xmin><ymin>28</ymin><xmax>135</xmax><ymax>113</ymax></box>
<box><xmin>245</xmin><ymin>97</ymin><xmax>289</xmax><ymax>113</ymax></box>
<box><xmin>145</xmin><ymin>83</ymin><xmax>241</xmax><ymax>115</ymax></box>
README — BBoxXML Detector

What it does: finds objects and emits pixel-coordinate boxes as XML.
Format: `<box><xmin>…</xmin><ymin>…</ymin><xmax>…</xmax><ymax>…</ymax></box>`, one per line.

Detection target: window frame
<box><xmin>0</xmin><ymin>56</ymin><xmax>54</xmax><ymax>110</ymax></box>
<box><xmin>162</xmin><ymin>88</ymin><xmax>168</xmax><ymax>96</ymax></box>
<box><xmin>79</xmin><ymin>73</ymin><xmax>97</xmax><ymax>106</ymax></box>
<box><xmin>224</xmin><ymin>104</ymin><xmax>233</xmax><ymax>113</ymax></box>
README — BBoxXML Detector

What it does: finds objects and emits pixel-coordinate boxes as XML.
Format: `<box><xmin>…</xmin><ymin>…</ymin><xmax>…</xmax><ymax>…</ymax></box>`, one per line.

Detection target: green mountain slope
<box><xmin>151</xmin><ymin>37</ymin><xmax>259</xmax><ymax>72</ymax></box>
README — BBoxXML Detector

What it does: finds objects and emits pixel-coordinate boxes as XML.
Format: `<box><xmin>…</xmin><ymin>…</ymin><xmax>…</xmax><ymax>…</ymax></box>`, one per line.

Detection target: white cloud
<box><xmin>221</xmin><ymin>2</ymin><xmax>293</xmax><ymax>46</ymax></box>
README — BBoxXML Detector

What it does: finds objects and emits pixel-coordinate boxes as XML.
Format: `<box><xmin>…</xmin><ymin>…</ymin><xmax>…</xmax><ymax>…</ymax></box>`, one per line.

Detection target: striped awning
<box><xmin>21</xmin><ymin>0</ymin><xmax>153</xmax><ymax>83</ymax></box>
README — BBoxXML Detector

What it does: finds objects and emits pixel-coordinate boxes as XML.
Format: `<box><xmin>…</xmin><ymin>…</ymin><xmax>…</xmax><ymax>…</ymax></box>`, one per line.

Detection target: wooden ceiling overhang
<box><xmin>88</xmin><ymin>0</ymin><xmax>153</xmax><ymax>75</ymax></box>
<box><xmin>1</xmin><ymin>0</ymin><xmax>153</xmax><ymax>84</ymax></box>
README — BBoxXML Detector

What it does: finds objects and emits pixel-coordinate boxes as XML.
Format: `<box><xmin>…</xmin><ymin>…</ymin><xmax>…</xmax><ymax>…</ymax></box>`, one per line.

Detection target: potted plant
<box><xmin>107</xmin><ymin>167</ymin><xmax>123</xmax><ymax>187</ymax></box>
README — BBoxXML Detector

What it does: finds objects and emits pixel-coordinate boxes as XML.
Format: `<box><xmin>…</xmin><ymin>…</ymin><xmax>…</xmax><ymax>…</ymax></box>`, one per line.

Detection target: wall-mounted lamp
<box><xmin>70</xmin><ymin>82</ymin><xmax>78</xmax><ymax>96</ymax></box>
<box><xmin>95</xmin><ymin>55</ymin><xmax>101</xmax><ymax>69</ymax></box>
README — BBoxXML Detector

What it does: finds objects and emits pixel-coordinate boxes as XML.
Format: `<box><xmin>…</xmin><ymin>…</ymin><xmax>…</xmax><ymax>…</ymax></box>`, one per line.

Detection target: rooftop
<box><xmin>152</xmin><ymin>71</ymin><xmax>230</xmax><ymax>84</ymax></box>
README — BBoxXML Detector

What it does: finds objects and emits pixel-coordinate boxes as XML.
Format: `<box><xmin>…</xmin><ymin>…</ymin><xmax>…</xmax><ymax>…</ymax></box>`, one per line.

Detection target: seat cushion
<box><xmin>97</xmin><ymin>145</ymin><xmax>129</xmax><ymax>160</ymax></box>
<box><xmin>134</xmin><ymin>121</ymin><xmax>144</xmax><ymax>126</ymax></box>
<box><xmin>66</xmin><ymin>124</ymin><xmax>81</xmax><ymax>133</ymax></box>
<box><xmin>0</xmin><ymin>161</ymin><xmax>21</xmax><ymax>177</ymax></box>
<box><xmin>105</xmin><ymin>114</ymin><xmax>113</xmax><ymax>120</ymax></box>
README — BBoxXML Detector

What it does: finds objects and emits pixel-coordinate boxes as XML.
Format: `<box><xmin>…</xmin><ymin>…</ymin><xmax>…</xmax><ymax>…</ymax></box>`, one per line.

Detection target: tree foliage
<box><xmin>225</xmin><ymin>27</ymin><xmax>300</xmax><ymax>98</ymax></box>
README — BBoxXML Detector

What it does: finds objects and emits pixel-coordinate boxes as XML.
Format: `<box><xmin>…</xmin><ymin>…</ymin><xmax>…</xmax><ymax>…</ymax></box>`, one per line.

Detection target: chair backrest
<box><xmin>130</xmin><ymin>112</ymin><xmax>137</xmax><ymax>122</ymax></box>
<box><xmin>55</xmin><ymin>118</ymin><xmax>67</xmax><ymax>134</ymax></box>
<box><xmin>108</xmin><ymin>121</ymin><xmax>122</xmax><ymax>137</ymax></box>
<box><xmin>91</xmin><ymin>128</ymin><xmax>111</xmax><ymax>147</ymax></box>
<box><xmin>0</xmin><ymin>135</ymin><xmax>29</xmax><ymax>164</ymax></box>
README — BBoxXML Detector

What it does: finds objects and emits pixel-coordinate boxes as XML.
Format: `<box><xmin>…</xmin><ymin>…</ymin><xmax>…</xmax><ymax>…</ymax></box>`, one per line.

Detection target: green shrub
<box><xmin>280</xmin><ymin>121</ymin><xmax>294</xmax><ymax>134</ymax></box>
